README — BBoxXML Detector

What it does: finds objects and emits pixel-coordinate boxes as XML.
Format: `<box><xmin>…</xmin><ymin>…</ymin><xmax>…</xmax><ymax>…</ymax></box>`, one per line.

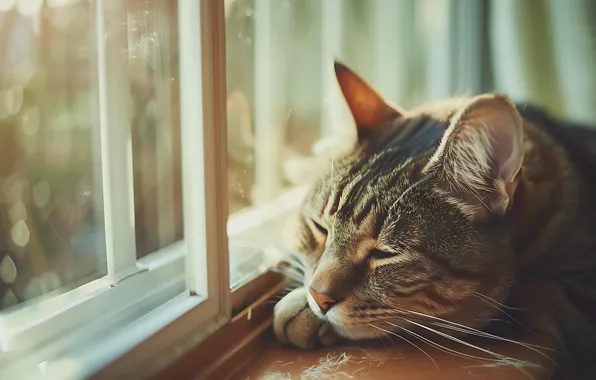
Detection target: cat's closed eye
<box><xmin>369</xmin><ymin>249</ymin><xmax>394</xmax><ymax>260</ymax></box>
<box><xmin>311</xmin><ymin>219</ymin><xmax>328</xmax><ymax>235</ymax></box>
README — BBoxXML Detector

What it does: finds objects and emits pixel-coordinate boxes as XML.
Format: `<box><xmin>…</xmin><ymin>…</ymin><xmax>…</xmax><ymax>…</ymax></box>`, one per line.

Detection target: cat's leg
<box><xmin>273</xmin><ymin>287</ymin><xmax>341</xmax><ymax>349</ymax></box>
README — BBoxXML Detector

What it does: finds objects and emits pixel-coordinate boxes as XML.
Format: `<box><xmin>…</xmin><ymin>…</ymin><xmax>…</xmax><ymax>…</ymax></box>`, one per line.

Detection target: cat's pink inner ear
<box><xmin>334</xmin><ymin>61</ymin><xmax>401</xmax><ymax>136</ymax></box>
<box><xmin>429</xmin><ymin>94</ymin><xmax>524</xmax><ymax>214</ymax></box>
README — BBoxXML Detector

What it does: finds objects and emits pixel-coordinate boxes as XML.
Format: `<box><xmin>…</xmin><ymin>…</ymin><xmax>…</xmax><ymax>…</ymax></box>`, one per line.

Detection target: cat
<box><xmin>273</xmin><ymin>61</ymin><xmax>596</xmax><ymax>375</ymax></box>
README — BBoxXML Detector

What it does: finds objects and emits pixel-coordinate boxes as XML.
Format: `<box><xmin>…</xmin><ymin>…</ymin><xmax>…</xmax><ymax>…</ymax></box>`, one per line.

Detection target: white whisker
<box><xmin>389</xmin><ymin>306</ymin><xmax>538</xmax><ymax>347</ymax></box>
<box><xmin>271</xmin><ymin>268</ymin><xmax>304</xmax><ymax>283</ymax></box>
<box><xmin>275</xmin><ymin>265</ymin><xmax>305</xmax><ymax>278</ymax></box>
<box><xmin>403</xmin><ymin>318</ymin><xmax>540</xmax><ymax>370</ymax></box>
<box><xmin>377</xmin><ymin>307</ymin><xmax>562</xmax><ymax>363</ymax></box>
<box><xmin>428</xmin><ymin>321</ymin><xmax>561</xmax><ymax>354</ymax></box>
<box><xmin>392</xmin><ymin>322</ymin><xmax>508</xmax><ymax>363</ymax></box>
<box><xmin>471</xmin><ymin>291</ymin><xmax>525</xmax><ymax>310</ymax></box>
<box><xmin>284</xmin><ymin>251</ymin><xmax>307</xmax><ymax>270</ymax></box>
<box><xmin>369</xmin><ymin>323</ymin><xmax>439</xmax><ymax>371</ymax></box>
<box><xmin>469</xmin><ymin>293</ymin><xmax>536</xmax><ymax>336</ymax></box>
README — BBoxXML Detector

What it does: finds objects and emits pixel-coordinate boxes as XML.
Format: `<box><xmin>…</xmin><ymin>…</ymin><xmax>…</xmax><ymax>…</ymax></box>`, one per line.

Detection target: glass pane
<box><xmin>226</xmin><ymin>0</ymin><xmax>255</xmax><ymax>216</ymax></box>
<box><xmin>0</xmin><ymin>0</ymin><xmax>184</xmax><ymax>310</ymax></box>
<box><xmin>125</xmin><ymin>0</ymin><xmax>183</xmax><ymax>258</ymax></box>
<box><xmin>226</xmin><ymin>0</ymin><xmax>310</xmax><ymax>286</ymax></box>
<box><xmin>0</xmin><ymin>1</ymin><xmax>105</xmax><ymax>310</ymax></box>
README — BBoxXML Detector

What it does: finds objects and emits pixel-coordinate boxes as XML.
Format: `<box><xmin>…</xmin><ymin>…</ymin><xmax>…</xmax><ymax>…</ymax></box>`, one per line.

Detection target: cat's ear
<box><xmin>425</xmin><ymin>94</ymin><xmax>524</xmax><ymax>217</ymax></box>
<box><xmin>334</xmin><ymin>61</ymin><xmax>402</xmax><ymax>139</ymax></box>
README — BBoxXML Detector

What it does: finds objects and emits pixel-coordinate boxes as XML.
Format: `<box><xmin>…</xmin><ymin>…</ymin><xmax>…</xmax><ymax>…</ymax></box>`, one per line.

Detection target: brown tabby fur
<box><xmin>273</xmin><ymin>61</ymin><xmax>596</xmax><ymax>376</ymax></box>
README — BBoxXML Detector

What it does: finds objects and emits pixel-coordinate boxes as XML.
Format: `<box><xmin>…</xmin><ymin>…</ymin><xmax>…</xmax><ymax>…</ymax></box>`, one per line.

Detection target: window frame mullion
<box><xmin>179</xmin><ymin>0</ymin><xmax>231</xmax><ymax>316</ymax></box>
<box><xmin>199</xmin><ymin>0</ymin><xmax>231</xmax><ymax>317</ymax></box>
<box><xmin>96</xmin><ymin>0</ymin><xmax>138</xmax><ymax>275</ymax></box>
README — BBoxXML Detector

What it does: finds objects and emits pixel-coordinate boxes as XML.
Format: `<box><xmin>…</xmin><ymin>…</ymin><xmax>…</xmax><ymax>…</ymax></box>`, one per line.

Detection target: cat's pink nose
<box><xmin>309</xmin><ymin>288</ymin><xmax>338</xmax><ymax>313</ymax></box>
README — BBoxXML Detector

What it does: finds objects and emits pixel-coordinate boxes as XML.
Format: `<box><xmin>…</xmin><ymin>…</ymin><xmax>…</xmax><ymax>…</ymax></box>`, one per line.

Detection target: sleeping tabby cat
<box><xmin>273</xmin><ymin>61</ymin><xmax>596</xmax><ymax>374</ymax></box>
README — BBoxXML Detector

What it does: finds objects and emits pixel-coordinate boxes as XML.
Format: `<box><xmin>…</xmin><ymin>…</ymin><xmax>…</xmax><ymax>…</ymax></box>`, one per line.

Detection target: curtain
<box><xmin>490</xmin><ymin>0</ymin><xmax>596</xmax><ymax>125</ymax></box>
<box><xmin>279</xmin><ymin>0</ymin><xmax>596</xmax><ymax>125</ymax></box>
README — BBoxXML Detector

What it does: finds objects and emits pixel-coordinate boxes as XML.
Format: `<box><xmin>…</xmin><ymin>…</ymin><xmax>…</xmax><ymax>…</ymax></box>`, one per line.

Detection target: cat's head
<box><xmin>293</xmin><ymin>61</ymin><xmax>525</xmax><ymax>340</ymax></box>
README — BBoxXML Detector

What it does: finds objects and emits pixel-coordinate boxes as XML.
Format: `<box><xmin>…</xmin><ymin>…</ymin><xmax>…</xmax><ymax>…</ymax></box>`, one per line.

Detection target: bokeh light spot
<box><xmin>0</xmin><ymin>255</ymin><xmax>17</xmax><ymax>284</ymax></box>
<box><xmin>11</xmin><ymin>219</ymin><xmax>30</xmax><ymax>247</ymax></box>
<box><xmin>17</xmin><ymin>0</ymin><xmax>43</xmax><ymax>17</ymax></box>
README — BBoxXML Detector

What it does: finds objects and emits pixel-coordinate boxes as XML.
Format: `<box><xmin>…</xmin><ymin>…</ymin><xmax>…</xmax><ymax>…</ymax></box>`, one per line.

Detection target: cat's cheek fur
<box><xmin>273</xmin><ymin>287</ymin><xmax>341</xmax><ymax>349</ymax></box>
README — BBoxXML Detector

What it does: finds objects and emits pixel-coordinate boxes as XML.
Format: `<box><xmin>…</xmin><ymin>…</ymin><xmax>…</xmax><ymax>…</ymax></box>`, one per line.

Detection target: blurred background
<box><xmin>225</xmin><ymin>0</ymin><xmax>596</xmax><ymax>213</ymax></box>
<box><xmin>1</xmin><ymin>0</ymin><xmax>596</xmax><ymax>311</ymax></box>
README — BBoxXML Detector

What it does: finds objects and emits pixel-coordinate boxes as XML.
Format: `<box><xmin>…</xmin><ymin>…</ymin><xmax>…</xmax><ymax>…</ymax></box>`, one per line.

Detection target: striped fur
<box><xmin>274</xmin><ymin>63</ymin><xmax>596</xmax><ymax>373</ymax></box>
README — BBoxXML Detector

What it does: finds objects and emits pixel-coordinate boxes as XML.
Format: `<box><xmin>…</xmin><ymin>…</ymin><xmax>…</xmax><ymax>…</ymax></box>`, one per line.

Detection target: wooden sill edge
<box><xmin>156</xmin><ymin>273</ymin><xmax>286</xmax><ymax>380</ymax></box>
<box><xmin>232</xmin><ymin>270</ymin><xmax>285</xmax><ymax>314</ymax></box>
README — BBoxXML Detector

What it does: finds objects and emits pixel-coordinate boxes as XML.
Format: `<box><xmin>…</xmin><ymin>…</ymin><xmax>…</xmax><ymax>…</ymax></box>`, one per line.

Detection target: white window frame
<box><xmin>0</xmin><ymin>1</ymin><xmax>230</xmax><ymax>378</ymax></box>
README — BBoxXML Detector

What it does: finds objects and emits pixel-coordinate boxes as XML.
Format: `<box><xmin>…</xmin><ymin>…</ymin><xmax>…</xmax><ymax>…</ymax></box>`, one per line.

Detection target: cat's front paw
<box><xmin>273</xmin><ymin>287</ymin><xmax>340</xmax><ymax>349</ymax></box>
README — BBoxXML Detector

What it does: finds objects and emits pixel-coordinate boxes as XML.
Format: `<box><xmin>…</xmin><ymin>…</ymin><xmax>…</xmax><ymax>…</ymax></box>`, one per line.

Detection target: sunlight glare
<box><xmin>48</xmin><ymin>0</ymin><xmax>78</xmax><ymax>7</ymax></box>
<box><xmin>0</xmin><ymin>0</ymin><xmax>16</xmax><ymax>12</ymax></box>
<box><xmin>17</xmin><ymin>0</ymin><xmax>43</xmax><ymax>17</ymax></box>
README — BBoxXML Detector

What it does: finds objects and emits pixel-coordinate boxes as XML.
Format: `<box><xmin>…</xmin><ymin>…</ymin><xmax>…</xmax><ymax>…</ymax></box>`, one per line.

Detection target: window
<box><xmin>1</xmin><ymin>1</ymin><xmax>229</xmax><ymax>378</ymax></box>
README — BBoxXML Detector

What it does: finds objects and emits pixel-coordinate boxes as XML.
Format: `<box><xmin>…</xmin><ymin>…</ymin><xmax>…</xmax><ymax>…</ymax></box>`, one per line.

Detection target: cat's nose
<box><xmin>309</xmin><ymin>287</ymin><xmax>338</xmax><ymax>313</ymax></box>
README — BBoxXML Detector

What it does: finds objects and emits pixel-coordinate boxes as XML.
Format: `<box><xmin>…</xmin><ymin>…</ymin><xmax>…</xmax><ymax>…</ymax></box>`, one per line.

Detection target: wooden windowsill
<box><xmin>234</xmin><ymin>335</ymin><xmax>558</xmax><ymax>380</ymax></box>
